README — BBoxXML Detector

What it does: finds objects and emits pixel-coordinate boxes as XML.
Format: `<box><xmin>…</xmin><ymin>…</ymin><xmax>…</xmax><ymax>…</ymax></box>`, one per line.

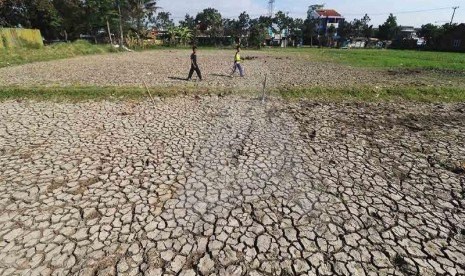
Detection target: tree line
<box><xmin>0</xmin><ymin>0</ymin><xmax>158</xmax><ymax>43</ymax></box>
<box><xmin>0</xmin><ymin>1</ymin><xmax>461</xmax><ymax>49</ymax></box>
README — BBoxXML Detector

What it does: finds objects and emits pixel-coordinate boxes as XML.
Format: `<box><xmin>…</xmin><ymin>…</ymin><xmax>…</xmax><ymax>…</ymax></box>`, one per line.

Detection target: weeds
<box><xmin>0</xmin><ymin>40</ymin><xmax>117</xmax><ymax>68</ymax></box>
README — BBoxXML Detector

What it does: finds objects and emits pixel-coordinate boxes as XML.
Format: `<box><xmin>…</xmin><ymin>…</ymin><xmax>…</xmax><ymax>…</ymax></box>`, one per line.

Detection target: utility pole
<box><xmin>450</xmin><ymin>6</ymin><xmax>459</xmax><ymax>25</ymax></box>
<box><xmin>268</xmin><ymin>0</ymin><xmax>275</xmax><ymax>17</ymax></box>
<box><xmin>118</xmin><ymin>2</ymin><xmax>124</xmax><ymax>48</ymax></box>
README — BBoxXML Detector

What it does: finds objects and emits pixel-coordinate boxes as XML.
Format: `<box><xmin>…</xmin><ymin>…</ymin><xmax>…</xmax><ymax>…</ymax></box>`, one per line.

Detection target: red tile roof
<box><xmin>316</xmin><ymin>9</ymin><xmax>342</xmax><ymax>17</ymax></box>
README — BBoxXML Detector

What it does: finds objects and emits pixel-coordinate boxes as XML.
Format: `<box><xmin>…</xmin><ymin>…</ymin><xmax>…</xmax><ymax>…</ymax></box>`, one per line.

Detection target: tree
<box><xmin>258</xmin><ymin>16</ymin><xmax>273</xmax><ymax>28</ymax></box>
<box><xmin>166</xmin><ymin>26</ymin><xmax>177</xmax><ymax>45</ymax></box>
<box><xmin>179</xmin><ymin>14</ymin><xmax>195</xmax><ymax>29</ymax></box>
<box><xmin>236</xmin><ymin>11</ymin><xmax>250</xmax><ymax>44</ymax></box>
<box><xmin>179</xmin><ymin>14</ymin><xmax>197</xmax><ymax>43</ymax></box>
<box><xmin>361</xmin><ymin>14</ymin><xmax>373</xmax><ymax>38</ymax></box>
<box><xmin>195</xmin><ymin>8</ymin><xmax>222</xmax><ymax>37</ymax></box>
<box><xmin>176</xmin><ymin>26</ymin><xmax>192</xmax><ymax>46</ymax></box>
<box><xmin>288</xmin><ymin>18</ymin><xmax>303</xmax><ymax>46</ymax></box>
<box><xmin>302</xmin><ymin>4</ymin><xmax>325</xmax><ymax>46</ymax></box>
<box><xmin>248</xmin><ymin>18</ymin><xmax>267</xmax><ymax>48</ymax></box>
<box><xmin>53</xmin><ymin>0</ymin><xmax>87</xmax><ymax>41</ymax></box>
<box><xmin>327</xmin><ymin>25</ymin><xmax>336</xmax><ymax>46</ymax></box>
<box><xmin>222</xmin><ymin>18</ymin><xmax>236</xmax><ymax>37</ymax></box>
<box><xmin>122</xmin><ymin>0</ymin><xmax>159</xmax><ymax>37</ymax></box>
<box><xmin>337</xmin><ymin>20</ymin><xmax>352</xmax><ymax>41</ymax></box>
<box><xmin>0</xmin><ymin>0</ymin><xmax>27</xmax><ymax>27</ymax></box>
<box><xmin>273</xmin><ymin>11</ymin><xmax>292</xmax><ymax>46</ymax></box>
<box><xmin>155</xmin><ymin>11</ymin><xmax>174</xmax><ymax>30</ymax></box>
<box><xmin>378</xmin><ymin>13</ymin><xmax>399</xmax><ymax>40</ymax></box>
<box><xmin>3</xmin><ymin>0</ymin><xmax>63</xmax><ymax>40</ymax></box>
<box><xmin>419</xmin><ymin>23</ymin><xmax>440</xmax><ymax>47</ymax></box>
<box><xmin>83</xmin><ymin>0</ymin><xmax>119</xmax><ymax>43</ymax></box>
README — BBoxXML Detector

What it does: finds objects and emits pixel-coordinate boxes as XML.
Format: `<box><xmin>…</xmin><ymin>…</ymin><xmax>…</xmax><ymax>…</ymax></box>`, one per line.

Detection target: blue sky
<box><xmin>158</xmin><ymin>0</ymin><xmax>464</xmax><ymax>27</ymax></box>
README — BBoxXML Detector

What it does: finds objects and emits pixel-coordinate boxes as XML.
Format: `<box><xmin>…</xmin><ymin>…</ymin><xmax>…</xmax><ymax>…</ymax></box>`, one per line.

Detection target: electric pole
<box><xmin>118</xmin><ymin>1</ymin><xmax>124</xmax><ymax>48</ymax></box>
<box><xmin>450</xmin><ymin>6</ymin><xmax>459</xmax><ymax>25</ymax></box>
<box><xmin>268</xmin><ymin>0</ymin><xmax>275</xmax><ymax>17</ymax></box>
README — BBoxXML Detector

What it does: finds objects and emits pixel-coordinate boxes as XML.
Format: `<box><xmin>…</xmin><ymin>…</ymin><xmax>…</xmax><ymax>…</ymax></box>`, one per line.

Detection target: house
<box><xmin>439</xmin><ymin>23</ymin><xmax>465</xmax><ymax>52</ymax></box>
<box><xmin>267</xmin><ymin>24</ymin><xmax>289</xmax><ymax>47</ymax></box>
<box><xmin>309</xmin><ymin>9</ymin><xmax>345</xmax><ymax>36</ymax></box>
<box><xmin>399</xmin><ymin>26</ymin><xmax>417</xmax><ymax>39</ymax></box>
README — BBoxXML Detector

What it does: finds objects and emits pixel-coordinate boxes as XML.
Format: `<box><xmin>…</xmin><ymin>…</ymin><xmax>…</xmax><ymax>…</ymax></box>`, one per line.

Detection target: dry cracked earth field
<box><xmin>0</xmin><ymin>50</ymin><xmax>463</xmax><ymax>89</ymax></box>
<box><xmin>0</xmin><ymin>95</ymin><xmax>464</xmax><ymax>276</ymax></box>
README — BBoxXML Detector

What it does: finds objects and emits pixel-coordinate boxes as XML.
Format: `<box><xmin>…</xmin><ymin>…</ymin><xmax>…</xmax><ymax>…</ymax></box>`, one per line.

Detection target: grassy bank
<box><xmin>1</xmin><ymin>85</ymin><xmax>465</xmax><ymax>103</ymax></box>
<box><xmin>269</xmin><ymin>48</ymin><xmax>465</xmax><ymax>71</ymax></box>
<box><xmin>0</xmin><ymin>40</ymin><xmax>116</xmax><ymax>68</ymax></box>
<box><xmin>278</xmin><ymin>86</ymin><xmax>465</xmax><ymax>102</ymax></box>
<box><xmin>0</xmin><ymin>86</ymin><xmax>182</xmax><ymax>102</ymax></box>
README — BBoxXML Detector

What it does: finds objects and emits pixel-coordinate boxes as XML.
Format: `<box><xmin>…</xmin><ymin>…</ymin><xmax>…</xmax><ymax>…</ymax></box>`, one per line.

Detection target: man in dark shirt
<box><xmin>187</xmin><ymin>46</ymin><xmax>202</xmax><ymax>81</ymax></box>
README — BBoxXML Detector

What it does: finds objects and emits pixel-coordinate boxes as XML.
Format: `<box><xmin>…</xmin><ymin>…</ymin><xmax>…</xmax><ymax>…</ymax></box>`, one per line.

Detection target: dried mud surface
<box><xmin>0</xmin><ymin>96</ymin><xmax>464</xmax><ymax>275</ymax></box>
<box><xmin>0</xmin><ymin>50</ymin><xmax>461</xmax><ymax>90</ymax></box>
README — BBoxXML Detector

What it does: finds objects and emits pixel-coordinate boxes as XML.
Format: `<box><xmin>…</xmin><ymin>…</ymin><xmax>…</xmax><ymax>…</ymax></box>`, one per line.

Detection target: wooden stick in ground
<box><xmin>262</xmin><ymin>74</ymin><xmax>267</xmax><ymax>103</ymax></box>
<box><xmin>143</xmin><ymin>80</ymin><xmax>157</xmax><ymax>106</ymax></box>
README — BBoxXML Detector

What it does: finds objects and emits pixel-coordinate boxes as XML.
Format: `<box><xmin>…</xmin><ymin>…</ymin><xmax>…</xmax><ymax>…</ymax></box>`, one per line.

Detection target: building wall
<box><xmin>310</xmin><ymin>11</ymin><xmax>344</xmax><ymax>35</ymax></box>
<box><xmin>0</xmin><ymin>28</ymin><xmax>43</xmax><ymax>49</ymax></box>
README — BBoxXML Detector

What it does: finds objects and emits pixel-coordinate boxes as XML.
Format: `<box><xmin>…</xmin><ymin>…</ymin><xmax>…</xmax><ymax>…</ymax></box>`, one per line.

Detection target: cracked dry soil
<box><xmin>0</xmin><ymin>96</ymin><xmax>464</xmax><ymax>276</ymax></box>
<box><xmin>0</xmin><ymin>50</ymin><xmax>461</xmax><ymax>89</ymax></box>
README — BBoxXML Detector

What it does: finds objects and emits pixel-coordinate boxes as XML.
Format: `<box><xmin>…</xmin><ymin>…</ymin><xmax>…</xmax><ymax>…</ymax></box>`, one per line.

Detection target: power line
<box><xmin>342</xmin><ymin>6</ymin><xmax>457</xmax><ymax>17</ymax></box>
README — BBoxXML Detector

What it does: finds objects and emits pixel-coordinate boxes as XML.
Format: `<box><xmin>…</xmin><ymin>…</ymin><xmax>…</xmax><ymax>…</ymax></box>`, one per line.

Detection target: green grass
<box><xmin>3</xmin><ymin>42</ymin><xmax>464</xmax><ymax>72</ymax></box>
<box><xmin>278</xmin><ymin>86</ymin><xmax>465</xmax><ymax>102</ymax></box>
<box><xmin>0</xmin><ymin>40</ymin><xmax>117</xmax><ymax>68</ymax></box>
<box><xmin>0</xmin><ymin>85</ymin><xmax>227</xmax><ymax>102</ymax></box>
<box><xmin>266</xmin><ymin>47</ymin><xmax>465</xmax><ymax>71</ymax></box>
<box><xmin>1</xmin><ymin>85</ymin><xmax>464</xmax><ymax>103</ymax></box>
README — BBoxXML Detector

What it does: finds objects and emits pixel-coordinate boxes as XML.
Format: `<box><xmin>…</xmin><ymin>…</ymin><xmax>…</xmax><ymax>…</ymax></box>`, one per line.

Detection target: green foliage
<box><xmin>0</xmin><ymin>40</ymin><xmax>115</xmax><ymax>67</ymax></box>
<box><xmin>179</xmin><ymin>14</ymin><xmax>196</xmax><ymax>30</ymax></box>
<box><xmin>274</xmin><ymin>47</ymin><xmax>465</xmax><ymax>71</ymax></box>
<box><xmin>273</xmin><ymin>11</ymin><xmax>292</xmax><ymax>34</ymax></box>
<box><xmin>419</xmin><ymin>23</ymin><xmax>460</xmax><ymax>50</ymax></box>
<box><xmin>155</xmin><ymin>12</ymin><xmax>175</xmax><ymax>30</ymax></box>
<box><xmin>0</xmin><ymin>85</ymin><xmax>198</xmax><ymax>102</ymax></box>
<box><xmin>1</xmin><ymin>84</ymin><xmax>464</xmax><ymax>103</ymax></box>
<box><xmin>0</xmin><ymin>0</ymin><xmax>62</xmax><ymax>39</ymax></box>
<box><xmin>378</xmin><ymin>14</ymin><xmax>400</xmax><ymax>40</ymax></box>
<box><xmin>279</xmin><ymin>86</ymin><xmax>465</xmax><ymax>103</ymax></box>
<box><xmin>301</xmin><ymin>4</ymin><xmax>325</xmax><ymax>46</ymax></box>
<box><xmin>248</xmin><ymin>19</ymin><xmax>268</xmax><ymax>48</ymax></box>
<box><xmin>339</xmin><ymin>14</ymin><xmax>373</xmax><ymax>40</ymax></box>
<box><xmin>0</xmin><ymin>0</ymin><xmax>159</xmax><ymax>43</ymax></box>
<box><xmin>195</xmin><ymin>8</ymin><xmax>223</xmax><ymax>37</ymax></box>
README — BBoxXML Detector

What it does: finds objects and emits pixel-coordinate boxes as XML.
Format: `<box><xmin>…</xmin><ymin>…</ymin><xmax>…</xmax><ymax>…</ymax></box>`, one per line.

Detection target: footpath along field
<box><xmin>0</xmin><ymin>47</ymin><xmax>464</xmax><ymax>275</ymax></box>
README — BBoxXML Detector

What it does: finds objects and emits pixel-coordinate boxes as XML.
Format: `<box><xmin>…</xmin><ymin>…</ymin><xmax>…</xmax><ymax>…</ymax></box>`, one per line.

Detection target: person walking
<box><xmin>230</xmin><ymin>46</ymin><xmax>244</xmax><ymax>77</ymax></box>
<box><xmin>187</xmin><ymin>46</ymin><xmax>202</xmax><ymax>81</ymax></box>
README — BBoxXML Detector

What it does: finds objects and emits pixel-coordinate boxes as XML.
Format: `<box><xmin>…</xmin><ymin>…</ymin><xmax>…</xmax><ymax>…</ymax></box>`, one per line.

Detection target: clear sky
<box><xmin>157</xmin><ymin>0</ymin><xmax>464</xmax><ymax>27</ymax></box>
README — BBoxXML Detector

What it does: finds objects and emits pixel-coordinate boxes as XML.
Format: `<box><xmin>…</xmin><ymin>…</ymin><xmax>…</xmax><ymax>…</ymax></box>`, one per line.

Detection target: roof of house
<box><xmin>315</xmin><ymin>9</ymin><xmax>342</xmax><ymax>17</ymax></box>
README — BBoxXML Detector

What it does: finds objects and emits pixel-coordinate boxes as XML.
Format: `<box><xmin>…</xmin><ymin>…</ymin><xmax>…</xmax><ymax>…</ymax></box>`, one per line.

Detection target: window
<box><xmin>453</xmin><ymin>39</ymin><xmax>462</xmax><ymax>48</ymax></box>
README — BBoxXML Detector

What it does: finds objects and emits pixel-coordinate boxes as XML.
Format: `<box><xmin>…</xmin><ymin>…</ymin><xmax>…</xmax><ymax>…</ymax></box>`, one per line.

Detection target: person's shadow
<box><xmin>168</xmin><ymin>76</ymin><xmax>188</xmax><ymax>81</ymax></box>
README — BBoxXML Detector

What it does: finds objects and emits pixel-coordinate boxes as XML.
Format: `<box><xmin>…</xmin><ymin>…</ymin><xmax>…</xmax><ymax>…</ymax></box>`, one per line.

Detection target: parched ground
<box><xmin>0</xmin><ymin>50</ymin><xmax>462</xmax><ymax>89</ymax></box>
<box><xmin>0</xmin><ymin>96</ymin><xmax>464</xmax><ymax>275</ymax></box>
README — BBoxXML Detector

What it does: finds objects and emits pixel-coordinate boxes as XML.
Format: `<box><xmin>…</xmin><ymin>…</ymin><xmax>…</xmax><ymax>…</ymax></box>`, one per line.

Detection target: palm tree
<box><xmin>176</xmin><ymin>27</ymin><xmax>192</xmax><ymax>46</ymax></box>
<box><xmin>167</xmin><ymin>27</ymin><xmax>177</xmax><ymax>46</ymax></box>
<box><xmin>124</xmin><ymin>0</ymin><xmax>159</xmax><ymax>36</ymax></box>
